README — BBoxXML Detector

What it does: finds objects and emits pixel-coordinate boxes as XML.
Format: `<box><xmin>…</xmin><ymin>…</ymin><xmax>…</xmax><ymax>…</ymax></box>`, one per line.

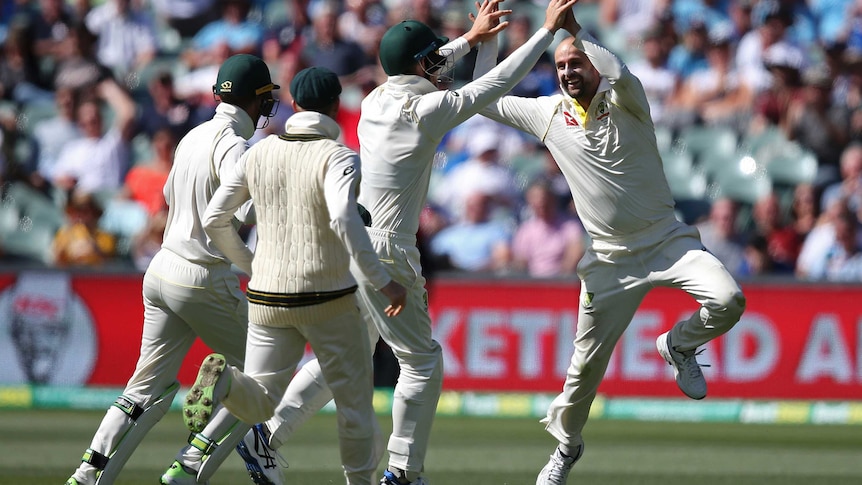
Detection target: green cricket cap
<box><xmin>213</xmin><ymin>54</ymin><xmax>279</xmax><ymax>98</ymax></box>
<box><xmin>289</xmin><ymin>66</ymin><xmax>342</xmax><ymax>110</ymax></box>
<box><xmin>378</xmin><ymin>20</ymin><xmax>448</xmax><ymax>76</ymax></box>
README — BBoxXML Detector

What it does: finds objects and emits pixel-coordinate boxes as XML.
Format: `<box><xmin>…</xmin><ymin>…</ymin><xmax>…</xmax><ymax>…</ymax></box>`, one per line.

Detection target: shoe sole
<box><xmin>656</xmin><ymin>333</ymin><xmax>706</xmax><ymax>400</ymax></box>
<box><xmin>183</xmin><ymin>354</ymin><xmax>226</xmax><ymax>433</ymax></box>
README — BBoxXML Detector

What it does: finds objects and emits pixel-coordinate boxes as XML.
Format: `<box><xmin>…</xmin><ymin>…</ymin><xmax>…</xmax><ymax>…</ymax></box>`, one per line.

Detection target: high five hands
<box><xmin>465</xmin><ymin>0</ymin><xmax>512</xmax><ymax>46</ymax></box>
<box><xmin>543</xmin><ymin>0</ymin><xmax>580</xmax><ymax>34</ymax></box>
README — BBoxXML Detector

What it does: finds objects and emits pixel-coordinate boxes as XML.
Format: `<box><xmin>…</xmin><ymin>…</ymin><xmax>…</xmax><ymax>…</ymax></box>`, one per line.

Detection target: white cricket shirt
<box><xmin>356</xmin><ymin>28</ymin><xmax>555</xmax><ymax>237</ymax></box>
<box><xmin>161</xmin><ymin>103</ymin><xmax>255</xmax><ymax>265</ymax></box>
<box><xmin>477</xmin><ymin>30</ymin><xmax>677</xmax><ymax>242</ymax></box>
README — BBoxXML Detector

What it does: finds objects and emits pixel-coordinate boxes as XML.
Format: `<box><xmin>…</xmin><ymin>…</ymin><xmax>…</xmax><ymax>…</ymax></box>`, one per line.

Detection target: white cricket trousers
<box><xmin>543</xmin><ymin>218</ymin><xmax>746</xmax><ymax>448</ymax></box>
<box><xmin>221</xmin><ymin>295</ymin><xmax>380</xmax><ymax>485</ymax></box>
<box><xmin>75</xmin><ymin>249</ymin><xmax>248</xmax><ymax>480</ymax></box>
<box><xmin>353</xmin><ymin>228</ymin><xmax>444</xmax><ymax>475</ymax></box>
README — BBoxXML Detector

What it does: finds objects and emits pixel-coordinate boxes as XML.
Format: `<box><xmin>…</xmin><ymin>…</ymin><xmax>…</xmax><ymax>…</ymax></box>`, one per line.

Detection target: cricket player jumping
<box><xmin>65</xmin><ymin>54</ymin><xmax>280</xmax><ymax>485</ymax></box>
<box><xmin>472</xmin><ymin>5</ymin><xmax>746</xmax><ymax>484</ymax></box>
<box><xmin>222</xmin><ymin>1</ymin><xmax>580</xmax><ymax>484</ymax></box>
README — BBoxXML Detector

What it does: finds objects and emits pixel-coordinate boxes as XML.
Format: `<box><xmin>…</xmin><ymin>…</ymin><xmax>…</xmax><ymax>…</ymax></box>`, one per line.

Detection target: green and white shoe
<box><xmin>183</xmin><ymin>353</ymin><xmax>227</xmax><ymax>433</ymax></box>
<box><xmin>64</xmin><ymin>478</ymin><xmax>81</xmax><ymax>485</ymax></box>
<box><xmin>160</xmin><ymin>460</ymin><xmax>209</xmax><ymax>485</ymax></box>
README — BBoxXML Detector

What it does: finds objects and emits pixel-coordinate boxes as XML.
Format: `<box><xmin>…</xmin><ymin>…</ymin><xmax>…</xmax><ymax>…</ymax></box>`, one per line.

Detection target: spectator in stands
<box><xmin>511</xmin><ymin>178</ymin><xmax>585</xmax><ymax>278</ymax></box>
<box><xmin>799</xmin><ymin>200</ymin><xmax>862</xmax><ymax>281</ymax></box>
<box><xmin>429</xmin><ymin>192</ymin><xmax>512</xmax><ymax>273</ymax></box>
<box><xmin>418</xmin><ymin>202</ymin><xmax>450</xmax><ymax>279</ymax></box>
<box><xmin>498</xmin><ymin>13</ymin><xmax>558</xmax><ymax>98</ymax></box>
<box><xmin>599</xmin><ymin>0</ymin><xmax>665</xmax><ymax>51</ymax></box>
<box><xmin>736</xmin><ymin>0</ymin><xmax>796</xmax><ymax>95</ymax></box>
<box><xmin>780</xmin><ymin>0</ymin><xmax>819</xmax><ymax>46</ymax></box>
<box><xmin>538</xmin><ymin>147</ymin><xmax>575</xmax><ymax>214</ymax></box>
<box><xmin>152</xmin><ymin>0</ymin><xmax>220</xmax><ymax>39</ymax></box>
<box><xmin>52</xmin><ymin>21</ymin><xmax>112</xmax><ymax>92</ymax></box>
<box><xmin>31</xmin><ymin>85</ymin><xmax>82</xmax><ymax>193</ymax></box>
<box><xmin>51</xmin><ymin>189</ymin><xmax>117</xmax><ymax>267</ymax></box>
<box><xmin>667</xmin><ymin>18</ymin><xmax>710</xmax><ymax>81</ymax></box>
<box><xmin>671</xmin><ymin>0</ymin><xmax>733</xmax><ymax>33</ymax></box>
<box><xmin>628</xmin><ymin>25</ymin><xmax>680</xmax><ymax>128</ymax></box>
<box><xmin>338</xmin><ymin>0</ymin><xmax>388</xmax><ymax>60</ymax></box>
<box><xmin>389</xmin><ymin>0</ymin><xmax>441</xmax><ymax>32</ymax></box>
<box><xmin>442</xmin><ymin>110</ymin><xmax>533</xmax><ymax>174</ymax></box>
<box><xmin>51</xmin><ymin>77</ymin><xmax>136</xmax><ymax>194</ymax></box>
<box><xmin>137</xmin><ymin>70</ymin><xmax>207</xmax><ymax>140</ymax></box>
<box><xmin>790</xmin><ymin>182</ymin><xmax>820</xmax><ymax>238</ymax></box>
<box><xmin>181</xmin><ymin>0</ymin><xmax>264</xmax><ymax>71</ymax></box>
<box><xmin>300</xmin><ymin>1</ymin><xmax>375</xmax><ymax>89</ymax></box>
<box><xmin>120</xmin><ymin>127</ymin><xmax>176</xmax><ymax>216</ymax></box>
<box><xmin>821</xmin><ymin>142</ymin><xmax>862</xmax><ymax>213</ymax></box>
<box><xmin>671</xmin><ymin>23</ymin><xmax>753</xmax><ymax>130</ymax></box>
<box><xmin>260</xmin><ymin>0</ymin><xmax>309</xmax><ymax>67</ymax></box>
<box><xmin>840</xmin><ymin>47</ymin><xmax>862</xmax><ymax>144</ymax></box>
<box><xmin>0</xmin><ymin>20</ymin><xmax>54</xmax><ymax>105</ymax></box>
<box><xmin>696</xmin><ymin>197</ymin><xmax>748</xmax><ymax>276</ymax></box>
<box><xmin>28</xmin><ymin>0</ymin><xmax>76</xmax><ymax>61</ymax></box>
<box><xmin>784</xmin><ymin>66</ymin><xmax>850</xmax><ymax>171</ymax></box>
<box><xmin>84</xmin><ymin>0</ymin><xmax>157</xmax><ymax>81</ymax></box>
<box><xmin>751</xmin><ymin>190</ymin><xmax>802</xmax><ymax>273</ymax></box>
<box><xmin>432</xmin><ymin>129</ymin><xmax>521</xmax><ymax>224</ymax></box>
<box><xmin>795</xmin><ymin>194</ymin><xmax>849</xmax><ymax>278</ymax></box>
<box><xmin>150</xmin><ymin>0</ymin><xmax>220</xmax><ymax>38</ymax></box>
<box><xmin>130</xmin><ymin>208</ymin><xmax>167</xmax><ymax>272</ymax></box>
<box><xmin>69</xmin><ymin>0</ymin><xmax>92</xmax><ymax>24</ymax></box>
<box><xmin>749</xmin><ymin>41</ymin><xmax>806</xmax><ymax>133</ymax></box>
<box><xmin>728</xmin><ymin>0</ymin><xmax>755</xmax><ymax>42</ymax></box>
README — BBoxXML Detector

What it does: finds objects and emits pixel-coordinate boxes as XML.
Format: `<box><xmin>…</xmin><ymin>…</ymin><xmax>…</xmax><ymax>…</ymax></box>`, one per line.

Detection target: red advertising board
<box><xmin>0</xmin><ymin>272</ymin><xmax>859</xmax><ymax>400</ymax></box>
<box><xmin>430</xmin><ymin>279</ymin><xmax>862</xmax><ymax>400</ymax></box>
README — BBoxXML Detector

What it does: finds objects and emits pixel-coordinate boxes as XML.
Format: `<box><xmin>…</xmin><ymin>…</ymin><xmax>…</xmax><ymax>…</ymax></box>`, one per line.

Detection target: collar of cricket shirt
<box><xmin>385</xmin><ymin>75</ymin><xmax>438</xmax><ymax>94</ymax></box>
<box><xmin>283</xmin><ymin>111</ymin><xmax>342</xmax><ymax>140</ymax></box>
<box><xmin>214</xmin><ymin>102</ymin><xmax>256</xmax><ymax>140</ymax></box>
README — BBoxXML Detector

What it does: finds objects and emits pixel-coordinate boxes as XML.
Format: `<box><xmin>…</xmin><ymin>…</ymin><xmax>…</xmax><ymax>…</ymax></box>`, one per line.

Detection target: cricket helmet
<box><xmin>378</xmin><ymin>20</ymin><xmax>448</xmax><ymax>76</ymax></box>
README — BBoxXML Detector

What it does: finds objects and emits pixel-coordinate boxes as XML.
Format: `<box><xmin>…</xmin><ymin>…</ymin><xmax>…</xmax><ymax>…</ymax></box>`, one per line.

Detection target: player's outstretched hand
<box><xmin>543</xmin><ymin>0</ymin><xmax>580</xmax><ymax>34</ymax></box>
<box><xmin>380</xmin><ymin>280</ymin><xmax>407</xmax><ymax>317</ymax></box>
<box><xmin>562</xmin><ymin>5</ymin><xmax>581</xmax><ymax>36</ymax></box>
<box><xmin>465</xmin><ymin>0</ymin><xmax>512</xmax><ymax>45</ymax></box>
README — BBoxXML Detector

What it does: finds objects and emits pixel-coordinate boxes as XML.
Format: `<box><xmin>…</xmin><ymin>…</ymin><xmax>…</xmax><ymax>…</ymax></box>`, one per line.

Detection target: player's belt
<box><xmin>246</xmin><ymin>285</ymin><xmax>358</xmax><ymax>308</ymax></box>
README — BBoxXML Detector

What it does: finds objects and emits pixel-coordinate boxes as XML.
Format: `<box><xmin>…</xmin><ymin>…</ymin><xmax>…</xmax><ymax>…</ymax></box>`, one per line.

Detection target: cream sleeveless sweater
<box><xmin>244</xmin><ymin>134</ymin><xmax>359</xmax><ymax>326</ymax></box>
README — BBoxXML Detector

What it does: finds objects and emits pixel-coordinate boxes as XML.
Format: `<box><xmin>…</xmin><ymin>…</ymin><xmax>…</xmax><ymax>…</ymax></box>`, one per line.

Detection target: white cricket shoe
<box><xmin>536</xmin><ymin>446</ymin><xmax>582</xmax><ymax>485</ymax></box>
<box><xmin>236</xmin><ymin>424</ymin><xmax>285</xmax><ymax>485</ymax></box>
<box><xmin>656</xmin><ymin>331</ymin><xmax>707</xmax><ymax>400</ymax></box>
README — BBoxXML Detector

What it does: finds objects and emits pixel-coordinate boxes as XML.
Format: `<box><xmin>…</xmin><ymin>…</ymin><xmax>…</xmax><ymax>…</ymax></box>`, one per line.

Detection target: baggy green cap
<box><xmin>213</xmin><ymin>54</ymin><xmax>280</xmax><ymax>98</ymax></box>
<box><xmin>378</xmin><ymin>20</ymin><xmax>448</xmax><ymax>76</ymax></box>
<box><xmin>289</xmin><ymin>66</ymin><xmax>342</xmax><ymax>110</ymax></box>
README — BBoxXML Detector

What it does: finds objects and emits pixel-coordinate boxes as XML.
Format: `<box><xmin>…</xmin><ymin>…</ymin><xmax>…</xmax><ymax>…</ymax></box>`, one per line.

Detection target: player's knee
<box><xmin>396</xmin><ymin>345</ymin><xmax>443</xmax><ymax>389</ymax></box>
<box><xmin>727</xmin><ymin>289</ymin><xmax>746</xmax><ymax>320</ymax></box>
<box><xmin>713</xmin><ymin>289</ymin><xmax>746</xmax><ymax>326</ymax></box>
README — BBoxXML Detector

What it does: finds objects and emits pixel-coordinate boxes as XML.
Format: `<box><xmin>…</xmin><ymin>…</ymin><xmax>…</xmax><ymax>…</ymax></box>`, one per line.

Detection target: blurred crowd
<box><xmin>1</xmin><ymin>0</ymin><xmax>862</xmax><ymax>282</ymax></box>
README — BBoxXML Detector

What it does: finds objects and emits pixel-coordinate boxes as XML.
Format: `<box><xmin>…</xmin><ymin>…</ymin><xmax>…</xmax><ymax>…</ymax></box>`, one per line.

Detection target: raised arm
<box><xmin>97</xmin><ymin>77</ymin><xmax>137</xmax><ymax>142</ymax></box>
<box><xmin>420</xmin><ymin>0</ymin><xmax>578</xmax><ymax>138</ymax></box>
<box><xmin>435</xmin><ymin>0</ymin><xmax>512</xmax><ymax>69</ymax></box>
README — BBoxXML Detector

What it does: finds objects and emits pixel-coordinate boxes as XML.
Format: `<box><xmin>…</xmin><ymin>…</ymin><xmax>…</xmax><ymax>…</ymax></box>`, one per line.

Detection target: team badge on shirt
<box><xmin>582</xmin><ymin>291</ymin><xmax>594</xmax><ymax>309</ymax></box>
<box><xmin>595</xmin><ymin>100</ymin><xmax>610</xmax><ymax>122</ymax></box>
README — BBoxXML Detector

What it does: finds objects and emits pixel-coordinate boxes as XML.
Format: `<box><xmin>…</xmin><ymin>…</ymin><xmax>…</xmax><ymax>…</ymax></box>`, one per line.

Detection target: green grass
<box><xmin>1</xmin><ymin>409</ymin><xmax>860</xmax><ymax>484</ymax></box>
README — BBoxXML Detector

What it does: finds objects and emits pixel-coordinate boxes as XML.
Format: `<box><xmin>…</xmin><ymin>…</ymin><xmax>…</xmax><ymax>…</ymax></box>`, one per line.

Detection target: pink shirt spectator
<box><xmin>512</xmin><ymin>215</ymin><xmax>585</xmax><ymax>278</ymax></box>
